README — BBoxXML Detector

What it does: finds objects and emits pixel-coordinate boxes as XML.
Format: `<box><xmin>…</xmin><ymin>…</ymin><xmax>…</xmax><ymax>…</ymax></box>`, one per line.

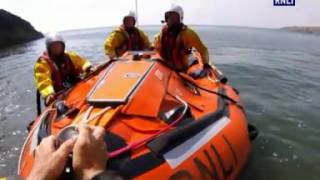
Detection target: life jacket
<box><xmin>159</xmin><ymin>24</ymin><xmax>189</xmax><ymax>71</ymax></box>
<box><xmin>117</xmin><ymin>26</ymin><xmax>145</xmax><ymax>56</ymax></box>
<box><xmin>39</xmin><ymin>52</ymin><xmax>78</xmax><ymax>92</ymax></box>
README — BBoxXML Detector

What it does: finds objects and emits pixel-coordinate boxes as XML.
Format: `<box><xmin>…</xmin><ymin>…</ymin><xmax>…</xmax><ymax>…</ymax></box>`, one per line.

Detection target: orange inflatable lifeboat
<box><xmin>18</xmin><ymin>51</ymin><xmax>257</xmax><ymax>180</ymax></box>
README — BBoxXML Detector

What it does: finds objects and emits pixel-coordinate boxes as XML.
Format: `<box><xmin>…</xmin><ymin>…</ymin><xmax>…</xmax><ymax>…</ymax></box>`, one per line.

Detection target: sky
<box><xmin>1</xmin><ymin>0</ymin><xmax>320</xmax><ymax>32</ymax></box>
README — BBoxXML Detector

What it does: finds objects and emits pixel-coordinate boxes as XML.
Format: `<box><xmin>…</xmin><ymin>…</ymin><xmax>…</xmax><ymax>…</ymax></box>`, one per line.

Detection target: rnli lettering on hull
<box><xmin>163</xmin><ymin>117</ymin><xmax>230</xmax><ymax>168</ymax></box>
<box><xmin>163</xmin><ymin>117</ymin><xmax>239</xmax><ymax>180</ymax></box>
<box><xmin>169</xmin><ymin>141</ymin><xmax>238</xmax><ymax>180</ymax></box>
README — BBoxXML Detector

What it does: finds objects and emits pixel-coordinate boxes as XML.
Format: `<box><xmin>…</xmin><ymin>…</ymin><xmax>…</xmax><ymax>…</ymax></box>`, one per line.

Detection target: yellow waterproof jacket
<box><xmin>104</xmin><ymin>26</ymin><xmax>151</xmax><ymax>57</ymax></box>
<box><xmin>154</xmin><ymin>26</ymin><xmax>209</xmax><ymax>70</ymax></box>
<box><xmin>34</xmin><ymin>51</ymin><xmax>91</xmax><ymax>98</ymax></box>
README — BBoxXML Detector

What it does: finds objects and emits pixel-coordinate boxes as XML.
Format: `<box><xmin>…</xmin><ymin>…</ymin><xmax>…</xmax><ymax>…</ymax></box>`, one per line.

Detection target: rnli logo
<box><xmin>274</xmin><ymin>0</ymin><xmax>295</xmax><ymax>6</ymax></box>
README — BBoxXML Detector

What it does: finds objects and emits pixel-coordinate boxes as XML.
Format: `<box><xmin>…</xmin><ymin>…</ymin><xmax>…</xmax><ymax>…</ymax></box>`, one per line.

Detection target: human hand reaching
<box><xmin>72</xmin><ymin>124</ymin><xmax>107</xmax><ymax>180</ymax></box>
<box><xmin>27</xmin><ymin>136</ymin><xmax>75</xmax><ymax>180</ymax></box>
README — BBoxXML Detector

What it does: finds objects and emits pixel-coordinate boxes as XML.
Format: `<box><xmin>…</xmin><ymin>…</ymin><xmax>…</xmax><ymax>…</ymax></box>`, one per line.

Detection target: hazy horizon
<box><xmin>2</xmin><ymin>0</ymin><xmax>320</xmax><ymax>32</ymax></box>
<box><xmin>53</xmin><ymin>24</ymin><xmax>283</xmax><ymax>33</ymax></box>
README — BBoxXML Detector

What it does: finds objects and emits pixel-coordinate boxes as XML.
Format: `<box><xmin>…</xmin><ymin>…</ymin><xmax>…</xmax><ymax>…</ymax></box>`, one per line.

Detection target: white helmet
<box><xmin>166</xmin><ymin>4</ymin><xmax>184</xmax><ymax>22</ymax></box>
<box><xmin>123</xmin><ymin>10</ymin><xmax>137</xmax><ymax>22</ymax></box>
<box><xmin>45</xmin><ymin>32</ymin><xmax>65</xmax><ymax>50</ymax></box>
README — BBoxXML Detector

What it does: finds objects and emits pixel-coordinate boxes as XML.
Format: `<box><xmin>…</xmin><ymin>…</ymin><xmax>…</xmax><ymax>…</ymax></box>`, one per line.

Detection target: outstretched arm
<box><xmin>34</xmin><ymin>59</ymin><xmax>55</xmax><ymax>98</ymax></box>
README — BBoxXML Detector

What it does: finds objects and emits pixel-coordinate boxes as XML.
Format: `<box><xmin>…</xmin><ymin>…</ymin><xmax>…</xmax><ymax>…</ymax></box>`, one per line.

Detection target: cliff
<box><xmin>0</xmin><ymin>9</ymin><xmax>43</xmax><ymax>48</ymax></box>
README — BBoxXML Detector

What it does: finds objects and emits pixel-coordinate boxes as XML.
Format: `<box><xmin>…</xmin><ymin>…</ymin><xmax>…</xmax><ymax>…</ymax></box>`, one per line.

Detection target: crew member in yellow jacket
<box><xmin>104</xmin><ymin>11</ymin><xmax>151</xmax><ymax>58</ymax></box>
<box><xmin>34</xmin><ymin>32</ymin><xmax>92</xmax><ymax>105</ymax></box>
<box><xmin>154</xmin><ymin>4</ymin><xmax>211</xmax><ymax>78</ymax></box>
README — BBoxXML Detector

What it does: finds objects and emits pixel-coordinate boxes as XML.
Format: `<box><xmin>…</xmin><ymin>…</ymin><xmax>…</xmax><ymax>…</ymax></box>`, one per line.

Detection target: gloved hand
<box><xmin>86</xmin><ymin>66</ymin><xmax>97</xmax><ymax>74</ymax></box>
<box><xmin>188</xmin><ymin>69</ymin><xmax>205</xmax><ymax>79</ymax></box>
<box><xmin>188</xmin><ymin>64</ymin><xmax>212</xmax><ymax>79</ymax></box>
<box><xmin>54</xmin><ymin>101</ymin><xmax>69</xmax><ymax>117</ymax></box>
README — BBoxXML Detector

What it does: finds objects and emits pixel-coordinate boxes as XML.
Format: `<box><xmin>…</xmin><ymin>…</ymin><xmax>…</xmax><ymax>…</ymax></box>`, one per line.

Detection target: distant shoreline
<box><xmin>280</xmin><ymin>26</ymin><xmax>320</xmax><ymax>35</ymax></box>
<box><xmin>52</xmin><ymin>25</ymin><xmax>320</xmax><ymax>35</ymax></box>
<box><xmin>59</xmin><ymin>24</ymin><xmax>276</xmax><ymax>33</ymax></box>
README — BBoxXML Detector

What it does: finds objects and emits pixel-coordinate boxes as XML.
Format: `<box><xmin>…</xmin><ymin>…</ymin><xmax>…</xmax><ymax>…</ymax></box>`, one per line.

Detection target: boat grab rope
<box><xmin>108</xmin><ymin>95</ymin><xmax>188</xmax><ymax>158</ymax></box>
<box><xmin>153</xmin><ymin>58</ymin><xmax>238</xmax><ymax>104</ymax></box>
<box><xmin>81</xmin><ymin>106</ymin><xmax>112</xmax><ymax>124</ymax></box>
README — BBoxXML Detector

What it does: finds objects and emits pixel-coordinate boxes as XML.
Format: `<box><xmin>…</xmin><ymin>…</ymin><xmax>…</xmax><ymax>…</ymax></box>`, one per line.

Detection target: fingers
<box><xmin>39</xmin><ymin>135</ymin><xmax>56</xmax><ymax>153</ymax></box>
<box><xmin>77</xmin><ymin>123</ymin><xmax>93</xmax><ymax>144</ymax></box>
<box><xmin>92</xmin><ymin>126</ymin><xmax>105</xmax><ymax>142</ymax></box>
<box><xmin>92</xmin><ymin>126</ymin><xmax>107</xmax><ymax>152</ymax></box>
<box><xmin>77</xmin><ymin>124</ymin><xmax>105</xmax><ymax>142</ymax></box>
<box><xmin>48</xmin><ymin>124</ymin><xmax>106</xmax><ymax>161</ymax></box>
<box><xmin>74</xmin><ymin>124</ymin><xmax>94</xmax><ymax>152</ymax></box>
<box><xmin>54</xmin><ymin>138</ymin><xmax>76</xmax><ymax>159</ymax></box>
<box><xmin>72</xmin><ymin>125</ymin><xmax>108</xmax><ymax>180</ymax></box>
